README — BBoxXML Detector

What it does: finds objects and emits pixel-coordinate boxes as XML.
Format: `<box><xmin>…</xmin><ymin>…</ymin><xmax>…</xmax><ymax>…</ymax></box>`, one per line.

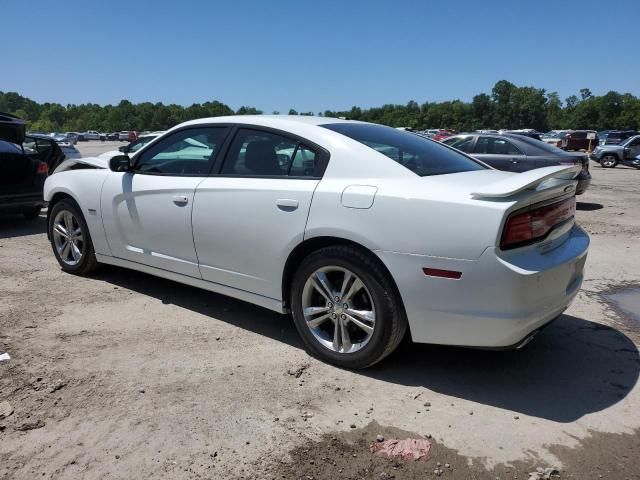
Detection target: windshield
<box><xmin>322</xmin><ymin>123</ymin><xmax>485</xmax><ymax>176</ymax></box>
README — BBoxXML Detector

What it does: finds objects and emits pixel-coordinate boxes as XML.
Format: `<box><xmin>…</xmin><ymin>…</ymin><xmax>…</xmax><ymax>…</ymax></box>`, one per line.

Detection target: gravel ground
<box><xmin>1</xmin><ymin>144</ymin><xmax>639</xmax><ymax>479</ymax></box>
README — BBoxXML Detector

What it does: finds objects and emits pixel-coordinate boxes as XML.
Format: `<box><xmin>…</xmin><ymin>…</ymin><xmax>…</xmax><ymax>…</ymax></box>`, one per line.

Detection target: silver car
<box><xmin>590</xmin><ymin>135</ymin><xmax>640</xmax><ymax>168</ymax></box>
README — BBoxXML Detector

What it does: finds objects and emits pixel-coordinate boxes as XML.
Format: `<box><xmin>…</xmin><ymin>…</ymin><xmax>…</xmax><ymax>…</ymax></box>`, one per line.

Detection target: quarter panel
<box><xmin>44</xmin><ymin>170</ymin><xmax>111</xmax><ymax>255</ymax></box>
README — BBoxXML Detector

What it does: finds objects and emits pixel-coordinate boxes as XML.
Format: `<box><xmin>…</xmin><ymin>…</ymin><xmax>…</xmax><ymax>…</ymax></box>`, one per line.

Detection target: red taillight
<box><xmin>501</xmin><ymin>197</ymin><xmax>576</xmax><ymax>249</ymax></box>
<box><xmin>36</xmin><ymin>162</ymin><xmax>49</xmax><ymax>175</ymax></box>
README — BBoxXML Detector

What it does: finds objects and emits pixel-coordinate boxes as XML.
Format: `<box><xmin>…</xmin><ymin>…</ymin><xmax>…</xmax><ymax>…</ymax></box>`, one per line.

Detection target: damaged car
<box><xmin>0</xmin><ymin>112</ymin><xmax>65</xmax><ymax>219</ymax></box>
<box><xmin>44</xmin><ymin>116</ymin><xmax>589</xmax><ymax>368</ymax></box>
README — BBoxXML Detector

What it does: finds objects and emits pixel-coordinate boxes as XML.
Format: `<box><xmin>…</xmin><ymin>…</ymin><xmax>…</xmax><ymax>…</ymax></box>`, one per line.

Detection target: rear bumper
<box><xmin>0</xmin><ymin>193</ymin><xmax>45</xmax><ymax>212</ymax></box>
<box><xmin>377</xmin><ymin>224</ymin><xmax>589</xmax><ymax>347</ymax></box>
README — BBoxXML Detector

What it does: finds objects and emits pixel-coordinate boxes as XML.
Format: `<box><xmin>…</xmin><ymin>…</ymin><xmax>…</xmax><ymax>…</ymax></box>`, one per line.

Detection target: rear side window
<box><xmin>442</xmin><ymin>136</ymin><xmax>475</xmax><ymax>153</ymax></box>
<box><xmin>321</xmin><ymin>123</ymin><xmax>485</xmax><ymax>176</ymax></box>
<box><xmin>221</xmin><ymin>128</ymin><xmax>322</xmax><ymax>177</ymax></box>
<box><xmin>474</xmin><ymin>137</ymin><xmax>522</xmax><ymax>155</ymax></box>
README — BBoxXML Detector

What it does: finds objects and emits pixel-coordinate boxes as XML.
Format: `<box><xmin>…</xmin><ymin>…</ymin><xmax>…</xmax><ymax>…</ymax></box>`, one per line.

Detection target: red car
<box><xmin>433</xmin><ymin>129</ymin><xmax>455</xmax><ymax>142</ymax></box>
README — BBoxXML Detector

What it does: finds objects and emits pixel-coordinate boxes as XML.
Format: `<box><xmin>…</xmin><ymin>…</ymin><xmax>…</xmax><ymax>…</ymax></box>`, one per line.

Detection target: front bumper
<box><xmin>376</xmin><ymin>224</ymin><xmax>589</xmax><ymax>348</ymax></box>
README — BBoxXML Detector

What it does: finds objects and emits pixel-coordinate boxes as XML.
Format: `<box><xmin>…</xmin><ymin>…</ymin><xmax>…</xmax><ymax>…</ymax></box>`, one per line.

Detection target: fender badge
<box><xmin>563</xmin><ymin>185</ymin><xmax>574</xmax><ymax>193</ymax></box>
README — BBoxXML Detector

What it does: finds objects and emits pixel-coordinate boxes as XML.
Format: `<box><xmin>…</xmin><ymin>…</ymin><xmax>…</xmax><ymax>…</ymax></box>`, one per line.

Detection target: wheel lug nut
<box><xmin>341</xmin><ymin>314</ymin><xmax>346</xmax><ymax>320</ymax></box>
<box><xmin>343</xmin><ymin>303</ymin><xmax>348</xmax><ymax>309</ymax></box>
<box><xmin>334</xmin><ymin>296</ymin><xmax>340</xmax><ymax>302</ymax></box>
<box><xmin>328</xmin><ymin>302</ymin><xmax>333</xmax><ymax>308</ymax></box>
<box><xmin>332</xmin><ymin>313</ymin><xmax>337</xmax><ymax>319</ymax></box>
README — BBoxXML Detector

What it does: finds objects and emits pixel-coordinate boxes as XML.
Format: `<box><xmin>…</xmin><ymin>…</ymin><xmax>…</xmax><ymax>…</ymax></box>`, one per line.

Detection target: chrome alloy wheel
<box><xmin>301</xmin><ymin>266</ymin><xmax>376</xmax><ymax>354</ymax></box>
<box><xmin>52</xmin><ymin>210</ymin><xmax>85</xmax><ymax>266</ymax></box>
<box><xmin>601</xmin><ymin>154</ymin><xmax>617</xmax><ymax>167</ymax></box>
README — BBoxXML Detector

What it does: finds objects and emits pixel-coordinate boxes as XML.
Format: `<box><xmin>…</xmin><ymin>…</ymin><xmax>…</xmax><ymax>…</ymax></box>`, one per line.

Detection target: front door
<box><xmin>192</xmin><ymin>127</ymin><xmax>324</xmax><ymax>300</ymax></box>
<box><xmin>101</xmin><ymin>126</ymin><xmax>229</xmax><ymax>277</ymax></box>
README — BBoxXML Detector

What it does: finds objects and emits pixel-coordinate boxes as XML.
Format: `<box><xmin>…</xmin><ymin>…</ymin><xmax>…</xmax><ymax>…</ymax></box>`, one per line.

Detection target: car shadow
<box><xmin>93</xmin><ymin>266</ymin><xmax>639</xmax><ymax>424</ymax></box>
<box><xmin>0</xmin><ymin>213</ymin><xmax>47</xmax><ymax>239</ymax></box>
<box><xmin>577</xmin><ymin>201</ymin><xmax>604</xmax><ymax>211</ymax></box>
<box><xmin>366</xmin><ymin>315</ymin><xmax>639</xmax><ymax>423</ymax></box>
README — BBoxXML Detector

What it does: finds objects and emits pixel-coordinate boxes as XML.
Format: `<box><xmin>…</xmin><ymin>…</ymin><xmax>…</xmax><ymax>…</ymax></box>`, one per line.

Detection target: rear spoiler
<box><xmin>471</xmin><ymin>165</ymin><xmax>581</xmax><ymax>198</ymax></box>
<box><xmin>0</xmin><ymin>112</ymin><xmax>26</xmax><ymax>145</ymax></box>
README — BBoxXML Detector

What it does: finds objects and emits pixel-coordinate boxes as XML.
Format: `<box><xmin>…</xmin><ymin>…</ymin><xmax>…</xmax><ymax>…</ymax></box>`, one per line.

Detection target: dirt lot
<box><xmin>1</xmin><ymin>143</ymin><xmax>639</xmax><ymax>479</ymax></box>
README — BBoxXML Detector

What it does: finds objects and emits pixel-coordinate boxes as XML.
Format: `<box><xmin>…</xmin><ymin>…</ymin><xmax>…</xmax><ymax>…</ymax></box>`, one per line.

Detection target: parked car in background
<box><xmin>500</xmin><ymin>130</ymin><xmax>542</xmax><ymax>141</ymax></box>
<box><xmin>97</xmin><ymin>132</ymin><xmax>165</xmax><ymax>161</ymax></box>
<box><xmin>442</xmin><ymin>133</ymin><xmax>591</xmax><ymax>194</ymax></box>
<box><xmin>599</xmin><ymin>130</ymin><xmax>639</xmax><ymax>146</ymax></box>
<box><xmin>0</xmin><ymin>112</ymin><xmax>64</xmax><ymax>218</ymax></box>
<box><xmin>590</xmin><ymin>135</ymin><xmax>640</xmax><ymax>168</ymax></box>
<box><xmin>53</xmin><ymin>133</ymin><xmax>78</xmax><ymax>145</ymax></box>
<box><xmin>44</xmin><ymin>116</ymin><xmax>588</xmax><ymax>368</ymax></box>
<box><xmin>433</xmin><ymin>129</ymin><xmax>455</xmax><ymax>141</ymax></box>
<box><xmin>561</xmin><ymin>130</ymin><xmax>598</xmax><ymax>151</ymax></box>
<box><xmin>82</xmin><ymin>130</ymin><xmax>105</xmax><ymax>141</ymax></box>
<box><xmin>118</xmin><ymin>131</ymin><xmax>139</xmax><ymax>142</ymax></box>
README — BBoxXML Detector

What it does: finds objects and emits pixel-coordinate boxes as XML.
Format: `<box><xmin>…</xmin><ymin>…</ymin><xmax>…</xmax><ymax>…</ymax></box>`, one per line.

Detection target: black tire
<box><xmin>600</xmin><ymin>154</ymin><xmax>618</xmax><ymax>168</ymax></box>
<box><xmin>290</xmin><ymin>245</ymin><xmax>407</xmax><ymax>369</ymax></box>
<box><xmin>23</xmin><ymin>206</ymin><xmax>42</xmax><ymax>220</ymax></box>
<box><xmin>48</xmin><ymin>198</ymin><xmax>99</xmax><ymax>275</ymax></box>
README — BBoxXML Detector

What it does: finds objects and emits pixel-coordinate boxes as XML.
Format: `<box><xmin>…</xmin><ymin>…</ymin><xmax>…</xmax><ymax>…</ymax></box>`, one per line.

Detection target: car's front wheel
<box><xmin>600</xmin><ymin>154</ymin><xmax>618</xmax><ymax>168</ymax></box>
<box><xmin>48</xmin><ymin>199</ymin><xmax>98</xmax><ymax>275</ymax></box>
<box><xmin>290</xmin><ymin>246</ymin><xmax>407</xmax><ymax>369</ymax></box>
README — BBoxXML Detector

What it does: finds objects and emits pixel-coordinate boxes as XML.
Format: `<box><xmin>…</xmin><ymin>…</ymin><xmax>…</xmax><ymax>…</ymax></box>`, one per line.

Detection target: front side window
<box><xmin>474</xmin><ymin>137</ymin><xmax>522</xmax><ymax>155</ymax></box>
<box><xmin>322</xmin><ymin>123</ymin><xmax>484</xmax><ymax>176</ymax></box>
<box><xmin>221</xmin><ymin>128</ymin><xmax>321</xmax><ymax>177</ymax></box>
<box><xmin>134</xmin><ymin>127</ymin><xmax>228</xmax><ymax>175</ymax></box>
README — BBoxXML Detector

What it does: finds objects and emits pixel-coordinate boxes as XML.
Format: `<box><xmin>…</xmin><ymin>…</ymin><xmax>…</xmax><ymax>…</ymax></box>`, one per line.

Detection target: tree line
<box><xmin>1</xmin><ymin>80</ymin><xmax>639</xmax><ymax>134</ymax></box>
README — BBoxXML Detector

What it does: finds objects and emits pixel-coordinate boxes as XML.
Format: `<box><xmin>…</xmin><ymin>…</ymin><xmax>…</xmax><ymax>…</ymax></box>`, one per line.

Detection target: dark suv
<box><xmin>0</xmin><ymin>112</ymin><xmax>64</xmax><ymax>219</ymax></box>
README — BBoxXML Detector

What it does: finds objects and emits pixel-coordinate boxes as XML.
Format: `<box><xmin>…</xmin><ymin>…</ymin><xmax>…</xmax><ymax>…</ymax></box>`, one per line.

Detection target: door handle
<box><xmin>276</xmin><ymin>198</ymin><xmax>299</xmax><ymax>211</ymax></box>
<box><xmin>172</xmin><ymin>195</ymin><xmax>189</xmax><ymax>206</ymax></box>
<box><xmin>511</xmin><ymin>158</ymin><xmax>520</xmax><ymax>163</ymax></box>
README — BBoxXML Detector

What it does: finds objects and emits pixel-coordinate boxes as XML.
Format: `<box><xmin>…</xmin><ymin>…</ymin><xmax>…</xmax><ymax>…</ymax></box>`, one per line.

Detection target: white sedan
<box><xmin>44</xmin><ymin>116</ymin><xmax>589</xmax><ymax>368</ymax></box>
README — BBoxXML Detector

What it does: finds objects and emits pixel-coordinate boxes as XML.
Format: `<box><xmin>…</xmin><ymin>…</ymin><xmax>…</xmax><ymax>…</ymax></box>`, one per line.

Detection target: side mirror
<box><xmin>118</xmin><ymin>145</ymin><xmax>129</xmax><ymax>153</ymax></box>
<box><xmin>109</xmin><ymin>155</ymin><xmax>131</xmax><ymax>172</ymax></box>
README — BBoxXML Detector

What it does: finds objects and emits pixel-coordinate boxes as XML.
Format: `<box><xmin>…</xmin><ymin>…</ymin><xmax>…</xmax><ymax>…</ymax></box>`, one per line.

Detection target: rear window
<box><xmin>321</xmin><ymin>123</ymin><xmax>485</xmax><ymax>176</ymax></box>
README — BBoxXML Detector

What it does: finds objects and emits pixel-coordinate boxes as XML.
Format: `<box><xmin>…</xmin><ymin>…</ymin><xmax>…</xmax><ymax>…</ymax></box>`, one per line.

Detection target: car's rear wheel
<box><xmin>290</xmin><ymin>245</ymin><xmax>407</xmax><ymax>369</ymax></box>
<box><xmin>23</xmin><ymin>206</ymin><xmax>42</xmax><ymax>220</ymax></box>
<box><xmin>48</xmin><ymin>199</ymin><xmax>98</xmax><ymax>275</ymax></box>
<box><xmin>600</xmin><ymin>154</ymin><xmax>618</xmax><ymax>168</ymax></box>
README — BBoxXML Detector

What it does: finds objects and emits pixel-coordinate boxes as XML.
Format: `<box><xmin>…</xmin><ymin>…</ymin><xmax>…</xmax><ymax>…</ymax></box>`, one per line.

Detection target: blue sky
<box><xmin>2</xmin><ymin>0</ymin><xmax>639</xmax><ymax>112</ymax></box>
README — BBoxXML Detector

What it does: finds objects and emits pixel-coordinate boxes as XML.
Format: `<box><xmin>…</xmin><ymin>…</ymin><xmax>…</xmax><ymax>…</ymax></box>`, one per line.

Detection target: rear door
<box><xmin>472</xmin><ymin>136</ymin><xmax>527</xmax><ymax>172</ymax></box>
<box><xmin>192</xmin><ymin>126</ymin><xmax>327</xmax><ymax>301</ymax></box>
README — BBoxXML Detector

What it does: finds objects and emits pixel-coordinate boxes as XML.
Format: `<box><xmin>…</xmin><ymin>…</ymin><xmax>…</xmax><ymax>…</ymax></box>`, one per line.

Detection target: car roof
<box><xmin>181</xmin><ymin>115</ymin><xmax>358</xmax><ymax>129</ymax></box>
